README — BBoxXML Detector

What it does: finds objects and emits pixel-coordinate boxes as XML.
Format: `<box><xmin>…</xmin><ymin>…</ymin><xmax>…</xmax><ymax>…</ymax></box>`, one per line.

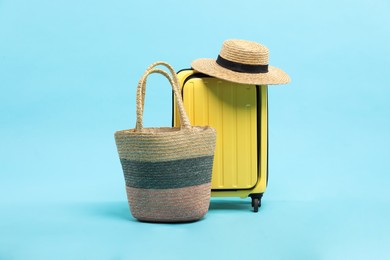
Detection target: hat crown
<box><xmin>219</xmin><ymin>39</ymin><xmax>269</xmax><ymax>65</ymax></box>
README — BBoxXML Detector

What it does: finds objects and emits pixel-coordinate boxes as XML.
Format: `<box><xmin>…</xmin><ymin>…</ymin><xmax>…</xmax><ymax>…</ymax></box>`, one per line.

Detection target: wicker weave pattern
<box><xmin>115</xmin><ymin>126</ymin><xmax>215</xmax><ymax>162</ymax></box>
<box><xmin>121</xmin><ymin>155</ymin><xmax>213</xmax><ymax>189</ymax></box>
<box><xmin>115</xmin><ymin>62</ymin><xmax>216</xmax><ymax>223</ymax></box>
<box><xmin>219</xmin><ymin>39</ymin><xmax>269</xmax><ymax>65</ymax></box>
<box><xmin>126</xmin><ymin>183</ymin><xmax>211</xmax><ymax>222</ymax></box>
<box><xmin>192</xmin><ymin>39</ymin><xmax>291</xmax><ymax>85</ymax></box>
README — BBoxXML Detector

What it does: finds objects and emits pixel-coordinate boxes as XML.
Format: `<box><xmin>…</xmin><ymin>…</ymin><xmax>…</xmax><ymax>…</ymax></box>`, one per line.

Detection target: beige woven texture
<box><xmin>115</xmin><ymin>61</ymin><xmax>216</xmax><ymax>162</ymax></box>
<box><xmin>135</xmin><ymin>62</ymin><xmax>191</xmax><ymax>131</ymax></box>
<box><xmin>114</xmin><ymin>61</ymin><xmax>216</xmax><ymax>222</ymax></box>
<box><xmin>192</xmin><ymin>39</ymin><xmax>291</xmax><ymax>85</ymax></box>
<box><xmin>115</xmin><ymin>127</ymin><xmax>216</xmax><ymax>162</ymax></box>
<box><xmin>219</xmin><ymin>39</ymin><xmax>269</xmax><ymax>65</ymax></box>
<box><xmin>126</xmin><ymin>183</ymin><xmax>211</xmax><ymax>222</ymax></box>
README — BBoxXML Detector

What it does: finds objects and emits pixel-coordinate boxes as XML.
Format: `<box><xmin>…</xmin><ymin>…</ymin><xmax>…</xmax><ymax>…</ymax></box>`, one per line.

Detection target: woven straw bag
<box><xmin>115</xmin><ymin>62</ymin><xmax>216</xmax><ymax>223</ymax></box>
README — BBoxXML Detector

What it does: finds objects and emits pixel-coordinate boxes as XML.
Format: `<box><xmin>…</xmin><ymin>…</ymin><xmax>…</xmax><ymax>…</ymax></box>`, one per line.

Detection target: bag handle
<box><xmin>135</xmin><ymin>61</ymin><xmax>191</xmax><ymax>132</ymax></box>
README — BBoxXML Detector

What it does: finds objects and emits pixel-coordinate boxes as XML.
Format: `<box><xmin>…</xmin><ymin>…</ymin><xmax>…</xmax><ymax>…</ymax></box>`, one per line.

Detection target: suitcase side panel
<box><xmin>178</xmin><ymin>76</ymin><xmax>258</xmax><ymax>190</ymax></box>
<box><xmin>211</xmin><ymin>85</ymin><xmax>268</xmax><ymax>198</ymax></box>
<box><xmin>174</xmin><ymin>70</ymin><xmax>268</xmax><ymax>198</ymax></box>
<box><xmin>258</xmin><ymin>85</ymin><xmax>269</xmax><ymax>192</ymax></box>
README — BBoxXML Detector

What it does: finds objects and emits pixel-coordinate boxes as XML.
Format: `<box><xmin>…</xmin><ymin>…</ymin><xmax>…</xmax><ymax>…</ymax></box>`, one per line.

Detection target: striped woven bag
<box><xmin>115</xmin><ymin>62</ymin><xmax>216</xmax><ymax>222</ymax></box>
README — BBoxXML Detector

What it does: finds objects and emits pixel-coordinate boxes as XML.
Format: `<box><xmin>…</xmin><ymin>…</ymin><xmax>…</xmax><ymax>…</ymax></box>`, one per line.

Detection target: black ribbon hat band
<box><xmin>216</xmin><ymin>55</ymin><xmax>269</xmax><ymax>74</ymax></box>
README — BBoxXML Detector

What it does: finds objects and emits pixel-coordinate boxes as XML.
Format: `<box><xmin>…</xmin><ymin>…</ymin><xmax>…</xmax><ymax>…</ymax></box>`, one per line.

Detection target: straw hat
<box><xmin>191</xmin><ymin>39</ymin><xmax>290</xmax><ymax>85</ymax></box>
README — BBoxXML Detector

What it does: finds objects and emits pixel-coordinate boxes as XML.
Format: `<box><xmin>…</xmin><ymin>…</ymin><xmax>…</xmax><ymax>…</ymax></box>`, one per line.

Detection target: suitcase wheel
<box><xmin>252</xmin><ymin>198</ymin><xmax>260</xmax><ymax>212</ymax></box>
<box><xmin>250</xmin><ymin>194</ymin><xmax>263</xmax><ymax>213</ymax></box>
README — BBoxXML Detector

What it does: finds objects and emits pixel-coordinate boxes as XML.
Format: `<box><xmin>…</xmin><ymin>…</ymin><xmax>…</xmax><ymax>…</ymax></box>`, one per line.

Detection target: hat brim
<box><xmin>191</xmin><ymin>58</ymin><xmax>290</xmax><ymax>85</ymax></box>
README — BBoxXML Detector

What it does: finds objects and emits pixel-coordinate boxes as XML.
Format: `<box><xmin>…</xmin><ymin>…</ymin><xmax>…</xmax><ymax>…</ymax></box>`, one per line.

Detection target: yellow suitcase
<box><xmin>173</xmin><ymin>69</ymin><xmax>268</xmax><ymax>212</ymax></box>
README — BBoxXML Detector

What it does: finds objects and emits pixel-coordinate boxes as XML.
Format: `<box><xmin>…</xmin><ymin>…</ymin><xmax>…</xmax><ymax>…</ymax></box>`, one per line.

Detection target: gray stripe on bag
<box><xmin>120</xmin><ymin>156</ymin><xmax>214</xmax><ymax>189</ymax></box>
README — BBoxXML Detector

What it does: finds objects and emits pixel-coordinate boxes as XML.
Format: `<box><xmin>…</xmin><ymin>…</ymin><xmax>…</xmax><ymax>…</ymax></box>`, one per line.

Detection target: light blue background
<box><xmin>1</xmin><ymin>0</ymin><xmax>389</xmax><ymax>259</ymax></box>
